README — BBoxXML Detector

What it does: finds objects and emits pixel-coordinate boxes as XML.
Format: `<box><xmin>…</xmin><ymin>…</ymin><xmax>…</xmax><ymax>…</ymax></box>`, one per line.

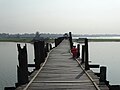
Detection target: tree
<box><xmin>35</xmin><ymin>31</ymin><xmax>40</xmax><ymax>38</ymax></box>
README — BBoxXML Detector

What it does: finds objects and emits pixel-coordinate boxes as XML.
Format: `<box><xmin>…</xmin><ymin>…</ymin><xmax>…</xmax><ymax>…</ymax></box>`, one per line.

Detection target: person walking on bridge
<box><xmin>71</xmin><ymin>46</ymin><xmax>78</xmax><ymax>59</ymax></box>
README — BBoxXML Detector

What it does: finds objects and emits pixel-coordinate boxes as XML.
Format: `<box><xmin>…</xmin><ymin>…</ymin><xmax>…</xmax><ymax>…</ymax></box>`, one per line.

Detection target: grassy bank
<box><xmin>0</xmin><ymin>38</ymin><xmax>33</xmax><ymax>43</ymax></box>
<box><xmin>0</xmin><ymin>38</ymin><xmax>55</xmax><ymax>43</ymax></box>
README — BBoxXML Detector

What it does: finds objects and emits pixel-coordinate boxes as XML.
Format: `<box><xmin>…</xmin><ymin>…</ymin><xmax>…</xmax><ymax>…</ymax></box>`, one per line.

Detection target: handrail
<box><xmin>75</xmin><ymin>59</ymin><xmax>101</xmax><ymax>90</ymax></box>
<box><xmin>23</xmin><ymin>40</ymin><xmax>64</xmax><ymax>90</ymax></box>
<box><xmin>23</xmin><ymin>49</ymin><xmax>53</xmax><ymax>90</ymax></box>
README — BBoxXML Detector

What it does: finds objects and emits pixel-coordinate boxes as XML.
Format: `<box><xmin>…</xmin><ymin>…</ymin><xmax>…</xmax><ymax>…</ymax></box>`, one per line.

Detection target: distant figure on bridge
<box><xmin>71</xmin><ymin>46</ymin><xmax>78</xmax><ymax>59</ymax></box>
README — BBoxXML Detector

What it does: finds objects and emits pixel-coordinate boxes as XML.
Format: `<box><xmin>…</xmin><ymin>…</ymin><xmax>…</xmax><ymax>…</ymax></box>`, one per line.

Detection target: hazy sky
<box><xmin>0</xmin><ymin>0</ymin><xmax>120</xmax><ymax>34</ymax></box>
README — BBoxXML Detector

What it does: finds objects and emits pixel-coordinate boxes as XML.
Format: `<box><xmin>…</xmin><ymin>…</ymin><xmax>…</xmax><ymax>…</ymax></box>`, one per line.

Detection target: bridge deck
<box><xmin>20</xmin><ymin>40</ymin><xmax>108</xmax><ymax>90</ymax></box>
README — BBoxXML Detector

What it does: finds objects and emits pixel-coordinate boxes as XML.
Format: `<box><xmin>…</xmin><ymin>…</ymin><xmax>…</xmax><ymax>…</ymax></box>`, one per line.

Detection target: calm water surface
<box><xmin>0</xmin><ymin>41</ymin><xmax>120</xmax><ymax>89</ymax></box>
<box><xmin>89</xmin><ymin>42</ymin><xmax>120</xmax><ymax>85</ymax></box>
<box><xmin>0</xmin><ymin>42</ymin><xmax>34</xmax><ymax>90</ymax></box>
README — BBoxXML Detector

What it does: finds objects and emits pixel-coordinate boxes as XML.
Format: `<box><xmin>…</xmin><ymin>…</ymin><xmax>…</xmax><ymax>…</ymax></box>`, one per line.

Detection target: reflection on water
<box><xmin>89</xmin><ymin>42</ymin><xmax>120</xmax><ymax>85</ymax></box>
<box><xmin>0</xmin><ymin>42</ymin><xmax>34</xmax><ymax>90</ymax></box>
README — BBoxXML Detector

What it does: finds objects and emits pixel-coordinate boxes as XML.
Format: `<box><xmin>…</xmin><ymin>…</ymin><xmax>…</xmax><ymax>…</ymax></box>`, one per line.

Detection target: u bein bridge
<box><xmin>5</xmin><ymin>32</ymin><xmax>120</xmax><ymax>90</ymax></box>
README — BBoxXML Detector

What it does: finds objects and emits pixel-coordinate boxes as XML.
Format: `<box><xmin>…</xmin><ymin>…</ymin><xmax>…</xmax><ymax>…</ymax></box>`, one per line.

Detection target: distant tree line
<box><xmin>1</xmin><ymin>32</ymin><xmax>120</xmax><ymax>39</ymax></box>
<box><xmin>0</xmin><ymin>32</ymin><xmax>63</xmax><ymax>39</ymax></box>
<box><xmin>0</xmin><ymin>33</ymin><xmax>35</xmax><ymax>38</ymax></box>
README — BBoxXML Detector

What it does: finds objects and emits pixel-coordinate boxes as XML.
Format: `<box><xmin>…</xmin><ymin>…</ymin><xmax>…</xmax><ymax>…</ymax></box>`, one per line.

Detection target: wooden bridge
<box><xmin>16</xmin><ymin>39</ymin><xmax>109</xmax><ymax>90</ymax></box>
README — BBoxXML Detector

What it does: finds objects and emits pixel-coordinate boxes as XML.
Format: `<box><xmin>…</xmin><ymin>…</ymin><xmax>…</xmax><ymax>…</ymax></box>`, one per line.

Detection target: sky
<box><xmin>0</xmin><ymin>0</ymin><xmax>120</xmax><ymax>34</ymax></box>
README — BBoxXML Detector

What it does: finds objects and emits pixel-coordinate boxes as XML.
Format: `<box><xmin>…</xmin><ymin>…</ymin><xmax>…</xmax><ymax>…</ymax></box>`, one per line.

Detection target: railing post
<box><xmin>100</xmin><ymin>66</ymin><xmax>107</xmax><ymax>82</ymax></box>
<box><xmin>50</xmin><ymin>43</ymin><xmax>52</xmax><ymax>50</ymax></box>
<box><xmin>77</xmin><ymin>44</ymin><xmax>80</xmax><ymax>58</ymax></box>
<box><xmin>46</xmin><ymin>43</ymin><xmax>49</xmax><ymax>52</ymax></box>
<box><xmin>82</xmin><ymin>45</ymin><xmax>85</xmax><ymax>63</ymax></box>
<box><xmin>16</xmin><ymin>44</ymin><xmax>28</xmax><ymax>87</ymax></box>
<box><xmin>85</xmin><ymin>38</ymin><xmax>89</xmax><ymax>70</ymax></box>
<box><xmin>34</xmin><ymin>41</ymin><xmax>45</xmax><ymax>70</ymax></box>
<box><xmin>55</xmin><ymin>37</ymin><xmax>64</xmax><ymax>47</ymax></box>
<box><xmin>55</xmin><ymin>39</ymin><xmax>58</xmax><ymax>47</ymax></box>
<box><xmin>44</xmin><ymin>44</ymin><xmax>48</xmax><ymax>58</ymax></box>
<box><xmin>69</xmin><ymin>32</ymin><xmax>73</xmax><ymax>49</ymax></box>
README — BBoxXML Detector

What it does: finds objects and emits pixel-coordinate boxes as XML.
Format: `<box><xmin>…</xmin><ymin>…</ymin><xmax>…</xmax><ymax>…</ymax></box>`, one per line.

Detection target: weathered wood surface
<box><xmin>17</xmin><ymin>40</ymin><xmax>109</xmax><ymax>90</ymax></box>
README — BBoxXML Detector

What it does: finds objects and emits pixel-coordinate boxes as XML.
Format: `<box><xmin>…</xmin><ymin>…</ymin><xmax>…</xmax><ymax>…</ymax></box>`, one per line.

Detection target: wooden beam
<box><xmin>89</xmin><ymin>64</ymin><xmax>99</xmax><ymax>68</ymax></box>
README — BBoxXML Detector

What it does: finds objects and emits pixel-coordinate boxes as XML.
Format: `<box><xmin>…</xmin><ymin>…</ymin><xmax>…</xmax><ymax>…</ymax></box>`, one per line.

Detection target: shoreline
<box><xmin>0</xmin><ymin>38</ymin><xmax>32</xmax><ymax>43</ymax></box>
<box><xmin>75</xmin><ymin>38</ymin><xmax>120</xmax><ymax>42</ymax></box>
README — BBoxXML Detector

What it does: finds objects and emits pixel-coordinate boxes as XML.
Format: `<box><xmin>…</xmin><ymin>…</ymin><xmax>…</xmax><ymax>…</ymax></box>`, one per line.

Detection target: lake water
<box><xmin>89</xmin><ymin>42</ymin><xmax>120</xmax><ymax>85</ymax></box>
<box><xmin>73</xmin><ymin>37</ymin><xmax>120</xmax><ymax>85</ymax></box>
<box><xmin>0</xmin><ymin>40</ymin><xmax>120</xmax><ymax>89</ymax></box>
<box><xmin>0</xmin><ymin>42</ymin><xmax>34</xmax><ymax>90</ymax></box>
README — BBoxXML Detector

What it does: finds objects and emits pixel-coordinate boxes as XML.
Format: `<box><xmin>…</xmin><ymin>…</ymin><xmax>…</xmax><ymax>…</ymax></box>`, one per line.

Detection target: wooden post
<box><xmin>55</xmin><ymin>37</ymin><xmax>64</xmax><ymax>47</ymax></box>
<box><xmin>46</xmin><ymin>43</ymin><xmax>49</xmax><ymax>52</ymax></box>
<box><xmin>34</xmin><ymin>41</ymin><xmax>40</xmax><ymax>70</ymax></box>
<box><xmin>100</xmin><ymin>66</ymin><xmax>107</xmax><ymax>82</ymax></box>
<box><xmin>16</xmin><ymin>44</ymin><xmax>28</xmax><ymax>87</ymax></box>
<box><xmin>85</xmin><ymin>38</ymin><xmax>89</xmax><ymax>70</ymax></box>
<box><xmin>77</xmin><ymin>44</ymin><xmax>80</xmax><ymax>58</ymax></box>
<box><xmin>69</xmin><ymin>32</ymin><xmax>73</xmax><ymax>49</ymax></box>
<box><xmin>82</xmin><ymin>45</ymin><xmax>85</xmax><ymax>63</ymax></box>
<box><xmin>44</xmin><ymin>45</ymin><xmax>47</xmax><ymax>58</ymax></box>
<box><xmin>57</xmin><ymin>38</ymin><xmax>60</xmax><ymax>45</ymax></box>
<box><xmin>38</xmin><ymin>41</ymin><xmax>45</xmax><ymax>63</ymax></box>
<box><xmin>34</xmin><ymin>41</ymin><xmax>45</xmax><ymax>70</ymax></box>
<box><xmin>110</xmin><ymin>85</ymin><xmax>120</xmax><ymax>90</ymax></box>
<box><xmin>50</xmin><ymin>44</ymin><xmax>52</xmax><ymax>50</ymax></box>
<box><xmin>55</xmin><ymin>39</ymin><xmax>58</xmax><ymax>47</ymax></box>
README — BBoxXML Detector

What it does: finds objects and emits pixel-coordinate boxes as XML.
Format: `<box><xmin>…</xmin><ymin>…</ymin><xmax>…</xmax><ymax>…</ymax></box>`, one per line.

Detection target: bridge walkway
<box><xmin>22</xmin><ymin>40</ymin><xmax>104</xmax><ymax>90</ymax></box>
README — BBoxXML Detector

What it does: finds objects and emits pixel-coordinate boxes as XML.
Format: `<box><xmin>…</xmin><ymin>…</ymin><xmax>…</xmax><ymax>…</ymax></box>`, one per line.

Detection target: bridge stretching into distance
<box><xmin>5</xmin><ymin>32</ymin><xmax>120</xmax><ymax>90</ymax></box>
<box><xmin>16</xmin><ymin>39</ymin><xmax>108</xmax><ymax>90</ymax></box>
